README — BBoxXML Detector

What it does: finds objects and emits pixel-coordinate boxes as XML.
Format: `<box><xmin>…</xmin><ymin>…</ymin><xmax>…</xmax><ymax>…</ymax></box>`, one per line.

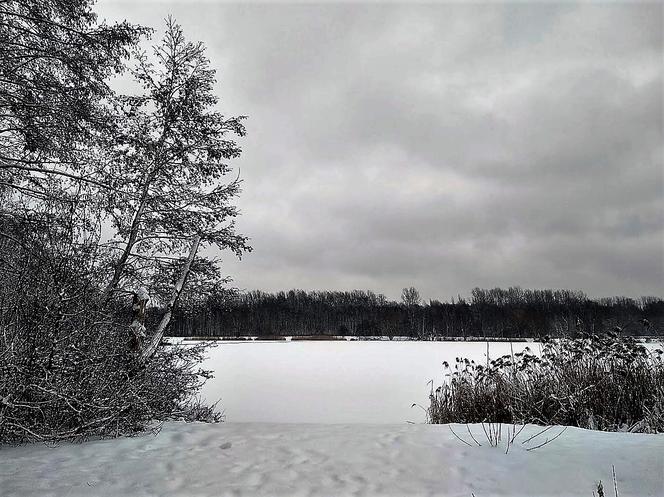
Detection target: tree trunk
<box><xmin>140</xmin><ymin>235</ymin><xmax>201</xmax><ymax>364</ymax></box>
<box><xmin>129</xmin><ymin>287</ymin><xmax>149</xmax><ymax>352</ymax></box>
<box><xmin>102</xmin><ymin>153</ymin><xmax>165</xmax><ymax>304</ymax></box>
<box><xmin>101</xmin><ymin>191</ymin><xmax>149</xmax><ymax>303</ymax></box>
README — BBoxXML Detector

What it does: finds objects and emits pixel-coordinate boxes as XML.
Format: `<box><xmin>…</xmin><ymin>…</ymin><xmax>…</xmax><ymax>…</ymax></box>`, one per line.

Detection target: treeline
<box><xmin>169</xmin><ymin>287</ymin><xmax>664</xmax><ymax>339</ymax></box>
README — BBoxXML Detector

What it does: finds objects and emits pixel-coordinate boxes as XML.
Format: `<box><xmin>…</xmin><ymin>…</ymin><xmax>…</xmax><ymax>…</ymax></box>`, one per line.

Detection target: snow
<box><xmin>3</xmin><ymin>340</ymin><xmax>662</xmax><ymax>495</ymax></box>
<box><xmin>197</xmin><ymin>340</ymin><xmax>536</xmax><ymax>423</ymax></box>
<box><xmin>2</xmin><ymin>421</ymin><xmax>662</xmax><ymax>496</ymax></box>
<box><xmin>136</xmin><ymin>287</ymin><xmax>150</xmax><ymax>300</ymax></box>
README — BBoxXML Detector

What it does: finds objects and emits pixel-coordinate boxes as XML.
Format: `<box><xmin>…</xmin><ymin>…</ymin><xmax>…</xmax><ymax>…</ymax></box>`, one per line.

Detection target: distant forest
<box><xmin>169</xmin><ymin>287</ymin><xmax>664</xmax><ymax>339</ymax></box>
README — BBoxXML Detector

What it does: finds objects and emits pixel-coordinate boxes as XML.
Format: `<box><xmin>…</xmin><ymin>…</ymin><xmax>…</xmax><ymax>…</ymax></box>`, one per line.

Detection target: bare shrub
<box><xmin>0</xmin><ymin>221</ymin><xmax>218</xmax><ymax>444</ymax></box>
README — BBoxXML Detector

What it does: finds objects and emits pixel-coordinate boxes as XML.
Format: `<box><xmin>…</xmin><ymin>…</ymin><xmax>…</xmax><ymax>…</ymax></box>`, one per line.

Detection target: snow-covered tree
<box><xmin>0</xmin><ymin>6</ymin><xmax>242</xmax><ymax>442</ymax></box>
<box><xmin>102</xmin><ymin>19</ymin><xmax>249</xmax><ymax>306</ymax></box>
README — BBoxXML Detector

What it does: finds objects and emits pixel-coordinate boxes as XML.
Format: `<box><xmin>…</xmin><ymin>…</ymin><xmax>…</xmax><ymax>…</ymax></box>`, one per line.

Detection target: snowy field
<box><xmin>2</xmin><ymin>340</ymin><xmax>663</xmax><ymax>496</ymax></box>
<box><xmin>3</xmin><ymin>421</ymin><xmax>663</xmax><ymax>497</ymax></box>
<box><xmin>198</xmin><ymin>340</ymin><xmax>535</xmax><ymax>423</ymax></box>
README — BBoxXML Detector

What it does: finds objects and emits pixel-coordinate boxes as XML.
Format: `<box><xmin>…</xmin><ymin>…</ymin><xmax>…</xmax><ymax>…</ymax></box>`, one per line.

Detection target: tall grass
<box><xmin>428</xmin><ymin>334</ymin><xmax>664</xmax><ymax>433</ymax></box>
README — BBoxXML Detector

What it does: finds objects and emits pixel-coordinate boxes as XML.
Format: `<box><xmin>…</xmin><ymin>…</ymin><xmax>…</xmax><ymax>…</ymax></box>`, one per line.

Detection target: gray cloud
<box><xmin>97</xmin><ymin>1</ymin><xmax>663</xmax><ymax>300</ymax></box>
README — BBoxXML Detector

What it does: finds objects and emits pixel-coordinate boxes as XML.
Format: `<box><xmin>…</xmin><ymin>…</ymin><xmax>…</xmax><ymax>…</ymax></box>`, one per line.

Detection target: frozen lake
<box><xmin>198</xmin><ymin>340</ymin><xmax>535</xmax><ymax>424</ymax></box>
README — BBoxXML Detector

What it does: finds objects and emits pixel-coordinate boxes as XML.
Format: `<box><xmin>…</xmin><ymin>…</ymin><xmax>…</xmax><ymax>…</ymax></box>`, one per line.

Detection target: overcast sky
<box><xmin>97</xmin><ymin>1</ymin><xmax>663</xmax><ymax>301</ymax></box>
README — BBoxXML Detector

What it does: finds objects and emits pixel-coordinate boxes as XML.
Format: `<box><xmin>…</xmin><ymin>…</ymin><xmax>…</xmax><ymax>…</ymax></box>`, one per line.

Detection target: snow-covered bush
<box><xmin>0</xmin><ymin>221</ymin><xmax>219</xmax><ymax>444</ymax></box>
<box><xmin>428</xmin><ymin>334</ymin><xmax>664</xmax><ymax>433</ymax></box>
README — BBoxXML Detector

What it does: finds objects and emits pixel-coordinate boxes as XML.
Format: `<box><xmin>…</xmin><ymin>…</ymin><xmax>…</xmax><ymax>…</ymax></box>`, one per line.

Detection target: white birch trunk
<box><xmin>140</xmin><ymin>235</ymin><xmax>201</xmax><ymax>363</ymax></box>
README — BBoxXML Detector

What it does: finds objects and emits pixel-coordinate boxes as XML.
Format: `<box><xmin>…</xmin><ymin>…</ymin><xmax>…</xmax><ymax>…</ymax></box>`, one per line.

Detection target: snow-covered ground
<box><xmin>3</xmin><ymin>340</ymin><xmax>663</xmax><ymax>496</ymax></box>
<box><xmin>198</xmin><ymin>340</ymin><xmax>535</xmax><ymax>423</ymax></box>
<box><xmin>2</xmin><ymin>421</ymin><xmax>663</xmax><ymax>497</ymax></box>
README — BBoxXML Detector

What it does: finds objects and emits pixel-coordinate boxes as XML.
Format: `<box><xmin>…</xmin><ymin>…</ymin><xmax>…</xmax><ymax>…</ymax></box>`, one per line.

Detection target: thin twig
<box><xmin>466</xmin><ymin>424</ymin><xmax>482</xmax><ymax>446</ymax></box>
<box><xmin>525</xmin><ymin>426</ymin><xmax>568</xmax><ymax>451</ymax></box>
<box><xmin>521</xmin><ymin>424</ymin><xmax>554</xmax><ymax>445</ymax></box>
<box><xmin>511</xmin><ymin>423</ymin><xmax>526</xmax><ymax>443</ymax></box>
<box><xmin>449</xmin><ymin>425</ymin><xmax>473</xmax><ymax>447</ymax></box>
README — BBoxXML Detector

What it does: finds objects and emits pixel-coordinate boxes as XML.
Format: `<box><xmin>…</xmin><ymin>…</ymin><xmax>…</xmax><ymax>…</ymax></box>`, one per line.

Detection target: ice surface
<box><xmin>198</xmin><ymin>341</ymin><xmax>535</xmax><ymax>423</ymax></box>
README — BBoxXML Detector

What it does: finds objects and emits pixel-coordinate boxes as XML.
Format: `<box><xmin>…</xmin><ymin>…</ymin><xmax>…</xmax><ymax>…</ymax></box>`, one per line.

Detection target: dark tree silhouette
<box><xmin>171</xmin><ymin>287</ymin><xmax>664</xmax><ymax>340</ymax></box>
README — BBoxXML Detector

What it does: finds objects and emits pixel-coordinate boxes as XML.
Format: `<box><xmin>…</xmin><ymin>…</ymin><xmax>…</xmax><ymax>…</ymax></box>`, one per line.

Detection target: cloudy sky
<box><xmin>97</xmin><ymin>1</ymin><xmax>663</xmax><ymax>301</ymax></box>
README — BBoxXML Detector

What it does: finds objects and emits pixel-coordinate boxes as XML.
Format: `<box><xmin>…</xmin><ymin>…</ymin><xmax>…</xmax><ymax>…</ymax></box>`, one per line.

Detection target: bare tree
<box><xmin>401</xmin><ymin>287</ymin><xmax>421</xmax><ymax>307</ymax></box>
<box><xmin>0</xmin><ymin>0</ymin><xmax>142</xmax><ymax>218</ymax></box>
<box><xmin>101</xmin><ymin>19</ymin><xmax>249</xmax><ymax>306</ymax></box>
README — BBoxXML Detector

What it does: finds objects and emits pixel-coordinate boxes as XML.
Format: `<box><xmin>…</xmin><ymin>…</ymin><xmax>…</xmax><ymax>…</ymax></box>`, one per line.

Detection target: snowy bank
<box><xmin>2</xmin><ymin>422</ymin><xmax>662</xmax><ymax>497</ymax></box>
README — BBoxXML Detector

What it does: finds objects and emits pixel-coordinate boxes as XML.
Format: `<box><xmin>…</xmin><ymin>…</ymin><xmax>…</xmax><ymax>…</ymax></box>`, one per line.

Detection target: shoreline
<box><xmin>172</xmin><ymin>335</ymin><xmax>662</xmax><ymax>343</ymax></box>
